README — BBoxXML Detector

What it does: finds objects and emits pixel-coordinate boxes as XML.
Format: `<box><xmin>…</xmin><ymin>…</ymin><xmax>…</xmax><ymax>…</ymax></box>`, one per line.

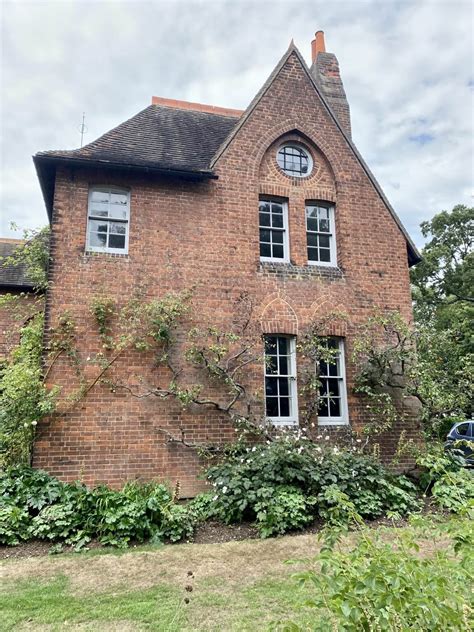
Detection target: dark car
<box><xmin>445</xmin><ymin>420</ymin><xmax>474</xmax><ymax>465</ymax></box>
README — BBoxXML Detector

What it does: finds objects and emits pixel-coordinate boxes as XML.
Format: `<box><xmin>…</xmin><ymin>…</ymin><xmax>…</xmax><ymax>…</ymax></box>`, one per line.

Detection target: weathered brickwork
<box><xmin>33</xmin><ymin>49</ymin><xmax>420</xmax><ymax>495</ymax></box>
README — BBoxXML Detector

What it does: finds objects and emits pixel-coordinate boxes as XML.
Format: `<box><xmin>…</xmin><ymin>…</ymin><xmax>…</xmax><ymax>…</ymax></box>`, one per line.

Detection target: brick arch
<box><xmin>310</xmin><ymin>295</ymin><xmax>349</xmax><ymax>337</ymax></box>
<box><xmin>240</xmin><ymin>119</ymin><xmax>345</xmax><ymax>184</ymax></box>
<box><xmin>259</xmin><ymin>293</ymin><xmax>298</xmax><ymax>335</ymax></box>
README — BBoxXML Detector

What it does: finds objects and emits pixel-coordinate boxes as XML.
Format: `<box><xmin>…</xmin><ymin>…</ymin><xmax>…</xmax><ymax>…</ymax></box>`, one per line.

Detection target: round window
<box><xmin>277</xmin><ymin>144</ymin><xmax>313</xmax><ymax>177</ymax></box>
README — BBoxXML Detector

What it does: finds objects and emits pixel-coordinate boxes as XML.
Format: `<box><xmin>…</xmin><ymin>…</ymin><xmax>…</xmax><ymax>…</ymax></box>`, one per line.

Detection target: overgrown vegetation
<box><xmin>0</xmin><ymin>466</ymin><xmax>205</xmax><ymax>548</ymax></box>
<box><xmin>278</xmin><ymin>491</ymin><xmax>473</xmax><ymax>631</ymax></box>
<box><xmin>203</xmin><ymin>436</ymin><xmax>420</xmax><ymax>537</ymax></box>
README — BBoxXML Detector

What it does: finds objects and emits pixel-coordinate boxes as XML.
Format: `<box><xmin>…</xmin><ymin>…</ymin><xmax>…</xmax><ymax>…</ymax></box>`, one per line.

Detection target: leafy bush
<box><xmin>415</xmin><ymin>442</ymin><xmax>474</xmax><ymax>515</ymax></box>
<box><xmin>279</xmin><ymin>492</ymin><xmax>473</xmax><ymax>631</ymax></box>
<box><xmin>254</xmin><ymin>486</ymin><xmax>316</xmax><ymax>538</ymax></box>
<box><xmin>205</xmin><ymin>437</ymin><xmax>420</xmax><ymax>535</ymax></box>
<box><xmin>0</xmin><ymin>466</ymin><xmax>198</xmax><ymax>548</ymax></box>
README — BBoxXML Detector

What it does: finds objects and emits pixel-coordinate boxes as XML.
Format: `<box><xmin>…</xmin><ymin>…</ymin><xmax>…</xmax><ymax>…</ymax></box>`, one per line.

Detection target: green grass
<box><xmin>1</xmin><ymin>515</ymin><xmax>470</xmax><ymax>631</ymax></box>
<box><xmin>0</xmin><ymin>572</ymin><xmax>314</xmax><ymax>631</ymax></box>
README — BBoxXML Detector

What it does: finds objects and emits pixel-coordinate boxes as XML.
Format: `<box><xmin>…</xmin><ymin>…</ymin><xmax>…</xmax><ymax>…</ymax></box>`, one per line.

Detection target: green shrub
<box><xmin>279</xmin><ymin>494</ymin><xmax>473</xmax><ymax>631</ymax></box>
<box><xmin>0</xmin><ymin>466</ymin><xmax>197</xmax><ymax>548</ymax></box>
<box><xmin>254</xmin><ymin>486</ymin><xmax>316</xmax><ymax>538</ymax></box>
<box><xmin>432</xmin><ymin>469</ymin><xmax>474</xmax><ymax>515</ymax></box>
<box><xmin>205</xmin><ymin>437</ymin><xmax>420</xmax><ymax>534</ymax></box>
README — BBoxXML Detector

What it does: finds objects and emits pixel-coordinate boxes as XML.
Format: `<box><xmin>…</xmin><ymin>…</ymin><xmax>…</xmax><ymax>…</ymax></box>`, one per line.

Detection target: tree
<box><xmin>410</xmin><ymin>205</ymin><xmax>473</xmax><ymax>433</ymax></box>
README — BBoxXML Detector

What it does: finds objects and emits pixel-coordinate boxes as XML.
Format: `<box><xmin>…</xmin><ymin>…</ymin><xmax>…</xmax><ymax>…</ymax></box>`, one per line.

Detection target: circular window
<box><xmin>277</xmin><ymin>143</ymin><xmax>313</xmax><ymax>177</ymax></box>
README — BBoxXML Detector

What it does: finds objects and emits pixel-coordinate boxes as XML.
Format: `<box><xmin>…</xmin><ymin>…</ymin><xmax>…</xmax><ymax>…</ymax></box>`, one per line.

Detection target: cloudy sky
<box><xmin>1</xmin><ymin>0</ymin><xmax>473</xmax><ymax>246</ymax></box>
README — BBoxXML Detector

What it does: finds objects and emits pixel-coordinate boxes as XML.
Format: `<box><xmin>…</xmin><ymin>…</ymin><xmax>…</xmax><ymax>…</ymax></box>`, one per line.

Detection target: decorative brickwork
<box><xmin>33</xmin><ymin>46</ymin><xmax>421</xmax><ymax>495</ymax></box>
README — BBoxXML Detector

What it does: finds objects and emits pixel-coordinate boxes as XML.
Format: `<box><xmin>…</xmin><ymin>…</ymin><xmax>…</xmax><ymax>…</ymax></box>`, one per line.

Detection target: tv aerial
<box><xmin>78</xmin><ymin>112</ymin><xmax>88</xmax><ymax>147</ymax></box>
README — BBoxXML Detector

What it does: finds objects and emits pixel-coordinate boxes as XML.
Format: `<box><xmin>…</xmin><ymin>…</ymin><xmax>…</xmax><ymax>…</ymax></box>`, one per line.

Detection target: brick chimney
<box><xmin>309</xmin><ymin>31</ymin><xmax>352</xmax><ymax>138</ymax></box>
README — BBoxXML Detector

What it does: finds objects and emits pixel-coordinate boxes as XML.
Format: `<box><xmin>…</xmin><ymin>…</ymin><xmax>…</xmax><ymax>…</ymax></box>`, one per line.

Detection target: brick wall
<box><xmin>33</xmin><ymin>51</ymin><xmax>420</xmax><ymax>495</ymax></box>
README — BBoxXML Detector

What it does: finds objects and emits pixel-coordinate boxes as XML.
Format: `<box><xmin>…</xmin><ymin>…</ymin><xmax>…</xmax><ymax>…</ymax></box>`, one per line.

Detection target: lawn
<box><xmin>1</xmin><ymin>515</ymin><xmax>469</xmax><ymax>631</ymax></box>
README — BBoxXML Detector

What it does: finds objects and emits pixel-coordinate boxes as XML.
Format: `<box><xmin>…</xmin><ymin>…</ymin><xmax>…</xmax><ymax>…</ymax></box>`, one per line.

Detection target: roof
<box><xmin>36</xmin><ymin>104</ymin><xmax>239</xmax><ymax>173</ymax></box>
<box><xmin>0</xmin><ymin>239</ymin><xmax>36</xmax><ymax>291</ymax></box>
<box><xmin>33</xmin><ymin>43</ymin><xmax>421</xmax><ymax>266</ymax></box>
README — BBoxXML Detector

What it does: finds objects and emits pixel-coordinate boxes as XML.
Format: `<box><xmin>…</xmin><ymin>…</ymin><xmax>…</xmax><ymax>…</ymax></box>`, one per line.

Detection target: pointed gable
<box><xmin>212</xmin><ymin>43</ymin><xmax>421</xmax><ymax>266</ymax></box>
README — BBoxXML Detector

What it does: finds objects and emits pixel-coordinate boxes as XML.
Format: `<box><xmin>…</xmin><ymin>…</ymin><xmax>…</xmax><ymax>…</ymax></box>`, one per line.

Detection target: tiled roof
<box><xmin>36</xmin><ymin>104</ymin><xmax>240</xmax><ymax>173</ymax></box>
<box><xmin>0</xmin><ymin>239</ymin><xmax>35</xmax><ymax>290</ymax></box>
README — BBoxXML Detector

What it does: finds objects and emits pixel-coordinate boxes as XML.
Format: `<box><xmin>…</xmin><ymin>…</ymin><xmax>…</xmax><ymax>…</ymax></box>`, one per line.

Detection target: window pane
<box><xmin>318</xmin><ymin>399</ymin><xmax>329</xmax><ymax>417</ymax></box>
<box><xmin>259</xmin><ymin>212</ymin><xmax>271</xmax><ymax>227</ymax></box>
<box><xmin>266</xmin><ymin>397</ymin><xmax>279</xmax><ymax>417</ymax></box>
<box><xmin>91</xmin><ymin>190</ymin><xmax>109</xmax><ymax>203</ymax></box>
<box><xmin>109</xmin><ymin>234</ymin><xmax>126</xmax><ymax>249</ymax></box>
<box><xmin>265</xmin><ymin>337</ymin><xmax>278</xmax><ymax>355</ymax></box>
<box><xmin>320</xmin><ymin>379</ymin><xmax>328</xmax><ymax>396</ymax></box>
<box><xmin>319</xmin><ymin>235</ymin><xmax>330</xmax><ymax>249</ymax></box>
<box><xmin>265</xmin><ymin>377</ymin><xmax>278</xmax><ymax>396</ymax></box>
<box><xmin>319</xmin><ymin>360</ymin><xmax>328</xmax><ymax>377</ymax></box>
<box><xmin>272</xmin><ymin>203</ymin><xmax>283</xmax><ymax>214</ymax></box>
<box><xmin>457</xmin><ymin>423</ymin><xmax>470</xmax><ymax>437</ymax></box>
<box><xmin>260</xmin><ymin>242</ymin><xmax>271</xmax><ymax>258</ymax></box>
<box><xmin>109</xmin><ymin>222</ymin><xmax>127</xmax><ymax>235</ymax></box>
<box><xmin>90</xmin><ymin>232</ymin><xmax>107</xmax><ymax>247</ymax></box>
<box><xmin>320</xmin><ymin>248</ymin><xmax>331</xmax><ymax>262</ymax></box>
<box><xmin>271</xmin><ymin>213</ymin><xmax>283</xmax><ymax>228</ymax></box>
<box><xmin>272</xmin><ymin>230</ymin><xmax>283</xmax><ymax>244</ymax></box>
<box><xmin>308</xmin><ymin>247</ymin><xmax>318</xmax><ymax>261</ymax></box>
<box><xmin>307</xmin><ymin>233</ymin><xmax>318</xmax><ymax>247</ymax></box>
<box><xmin>89</xmin><ymin>202</ymin><xmax>109</xmax><ymax>217</ymax></box>
<box><xmin>259</xmin><ymin>201</ymin><xmax>271</xmax><ymax>213</ymax></box>
<box><xmin>279</xmin><ymin>377</ymin><xmax>289</xmax><ymax>396</ymax></box>
<box><xmin>279</xmin><ymin>356</ymin><xmax>288</xmax><ymax>375</ymax></box>
<box><xmin>307</xmin><ymin>207</ymin><xmax>318</xmax><ymax>218</ymax></box>
<box><xmin>328</xmin><ymin>360</ymin><xmax>339</xmax><ymax>376</ymax></box>
<box><xmin>89</xmin><ymin>220</ymin><xmax>108</xmax><ymax>233</ymax></box>
<box><xmin>109</xmin><ymin>206</ymin><xmax>128</xmax><ymax>220</ymax></box>
<box><xmin>278</xmin><ymin>338</ymin><xmax>288</xmax><ymax>354</ymax></box>
<box><xmin>307</xmin><ymin>218</ymin><xmax>318</xmax><ymax>232</ymax></box>
<box><xmin>327</xmin><ymin>379</ymin><xmax>340</xmax><ymax>397</ymax></box>
<box><xmin>110</xmin><ymin>192</ymin><xmax>128</xmax><ymax>206</ymax></box>
<box><xmin>319</xmin><ymin>207</ymin><xmax>329</xmax><ymax>220</ymax></box>
<box><xmin>260</xmin><ymin>229</ymin><xmax>271</xmax><ymax>243</ymax></box>
<box><xmin>329</xmin><ymin>398</ymin><xmax>341</xmax><ymax>417</ymax></box>
<box><xmin>272</xmin><ymin>245</ymin><xmax>284</xmax><ymax>259</ymax></box>
<box><xmin>319</xmin><ymin>218</ymin><xmax>330</xmax><ymax>232</ymax></box>
<box><xmin>280</xmin><ymin>398</ymin><xmax>290</xmax><ymax>417</ymax></box>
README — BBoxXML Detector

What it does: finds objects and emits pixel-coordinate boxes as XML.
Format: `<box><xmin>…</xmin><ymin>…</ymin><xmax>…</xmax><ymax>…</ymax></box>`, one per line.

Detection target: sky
<box><xmin>1</xmin><ymin>0</ymin><xmax>473</xmax><ymax>247</ymax></box>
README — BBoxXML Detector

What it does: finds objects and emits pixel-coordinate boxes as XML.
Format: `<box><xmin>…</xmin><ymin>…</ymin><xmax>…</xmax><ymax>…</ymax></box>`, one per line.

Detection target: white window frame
<box><xmin>306</xmin><ymin>202</ymin><xmax>337</xmax><ymax>267</ymax></box>
<box><xmin>317</xmin><ymin>338</ymin><xmax>349</xmax><ymax>426</ymax></box>
<box><xmin>276</xmin><ymin>143</ymin><xmax>313</xmax><ymax>178</ymax></box>
<box><xmin>259</xmin><ymin>198</ymin><xmax>290</xmax><ymax>263</ymax></box>
<box><xmin>86</xmin><ymin>186</ymin><xmax>130</xmax><ymax>254</ymax></box>
<box><xmin>264</xmin><ymin>335</ymin><xmax>299</xmax><ymax>426</ymax></box>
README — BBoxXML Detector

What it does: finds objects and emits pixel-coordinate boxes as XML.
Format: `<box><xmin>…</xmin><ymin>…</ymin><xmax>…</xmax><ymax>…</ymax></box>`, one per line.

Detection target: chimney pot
<box><xmin>311</xmin><ymin>30</ymin><xmax>326</xmax><ymax>63</ymax></box>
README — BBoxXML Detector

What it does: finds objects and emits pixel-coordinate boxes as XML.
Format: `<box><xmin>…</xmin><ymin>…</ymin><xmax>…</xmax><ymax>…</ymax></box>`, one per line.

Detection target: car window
<box><xmin>456</xmin><ymin>423</ymin><xmax>470</xmax><ymax>437</ymax></box>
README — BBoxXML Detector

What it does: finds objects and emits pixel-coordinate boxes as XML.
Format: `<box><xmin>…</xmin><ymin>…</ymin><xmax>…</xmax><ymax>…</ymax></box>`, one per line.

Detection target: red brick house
<box><xmin>33</xmin><ymin>33</ymin><xmax>421</xmax><ymax>495</ymax></box>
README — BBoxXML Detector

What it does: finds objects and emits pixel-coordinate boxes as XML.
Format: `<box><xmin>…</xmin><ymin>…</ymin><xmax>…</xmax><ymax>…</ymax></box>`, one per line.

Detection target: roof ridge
<box><xmin>151</xmin><ymin>96</ymin><xmax>243</xmax><ymax>118</ymax></box>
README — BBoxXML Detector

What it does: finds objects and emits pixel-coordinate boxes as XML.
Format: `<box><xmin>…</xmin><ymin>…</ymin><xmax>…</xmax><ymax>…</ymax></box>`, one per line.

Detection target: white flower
<box><xmin>333</xmin><ymin>447</ymin><xmax>339</xmax><ymax>455</ymax></box>
<box><xmin>212</xmin><ymin>495</ymin><xmax>218</xmax><ymax>501</ymax></box>
<box><xmin>325</xmin><ymin>436</ymin><xmax>330</xmax><ymax>441</ymax></box>
<box><xmin>31</xmin><ymin>420</ymin><xmax>37</xmax><ymax>426</ymax></box>
<box><xmin>23</xmin><ymin>422</ymin><xmax>29</xmax><ymax>428</ymax></box>
<box><xmin>86</xmin><ymin>356</ymin><xmax>91</xmax><ymax>361</ymax></box>
<box><xmin>316</xmin><ymin>434</ymin><xmax>322</xmax><ymax>439</ymax></box>
<box><xmin>252</xmin><ymin>446</ymin><xmax>256</xmax><ymax>452</ymax></box>
<box><xmin>222</xmin><ymin>486</ymin><xmax>228</xmax><ymax>493</ymax></box>
<box><xmin>240</xmin><ymin>458</ymin><xmax>244</xmax><ymax>463</ymax></box>
<box><xmin>356</xmin><ymin>439</ymin><xmax>362</xmax><ymax>443</ymax></box>
<box><xmin>315</xmin><ymin>446</ymin><xmax>322</xmax><ymax>452</ymax></box>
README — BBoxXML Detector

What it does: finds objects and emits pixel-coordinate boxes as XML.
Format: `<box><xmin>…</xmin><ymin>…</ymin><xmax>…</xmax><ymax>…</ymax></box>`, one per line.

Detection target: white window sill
<box><xmin>307</xmin><ymin>261</ymin><xmax>338</xmax><ymax>268</ymax></box>
<box><xmin>318</xmin><ymin>419</ymin><xmax>349</xmax><ymax>426</ymax></box>
<box><xmin>260</xmin><ymin>257</ymin><xmax>290</xmax><ymax>264</ymax></box>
